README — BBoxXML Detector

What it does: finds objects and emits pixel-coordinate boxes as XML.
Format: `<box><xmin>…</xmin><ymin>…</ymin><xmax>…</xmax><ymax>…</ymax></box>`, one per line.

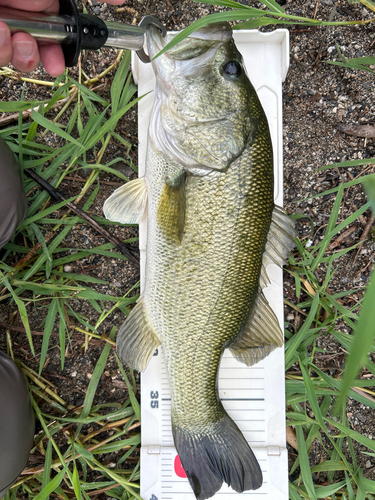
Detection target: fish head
<box><xmin>147</xmin><ymin>23</ymin><xmax>258</xmax><ymax>176</ymax></box>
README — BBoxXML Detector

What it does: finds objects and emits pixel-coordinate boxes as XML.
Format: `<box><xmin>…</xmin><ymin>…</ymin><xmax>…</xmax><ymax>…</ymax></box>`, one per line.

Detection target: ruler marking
<box><xmin>162</xmin><ymin>398</ymin><xmax>265</xmax><ymax>401</ymax></box>
<box><xmin>221</xmin><ymin>398</ymin><xmax>265</xmax><ymax>401</ymax></box>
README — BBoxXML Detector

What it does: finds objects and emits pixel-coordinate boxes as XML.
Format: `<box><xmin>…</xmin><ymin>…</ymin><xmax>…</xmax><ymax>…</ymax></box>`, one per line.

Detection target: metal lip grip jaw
<box><xmin>0</xmin><ymin>352</ymin><xmax>35</xmax><ymax>497</ymax></box>
<box><xmin>58</xmin><ymin>1</ymin><xmax>167</xmax><ymax>65</ymax></box>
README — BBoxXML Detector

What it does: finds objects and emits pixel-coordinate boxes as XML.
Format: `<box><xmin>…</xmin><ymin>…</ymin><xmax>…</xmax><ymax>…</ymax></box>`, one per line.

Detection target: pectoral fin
<box><xmin>103</xmin><ymin>177</ymin><xmax>148</xmax><ymax>224</ymax></box>
<box><xmin>156</xmin><ymin>170</ymin><xmax>186</xmax><ymax>243</ymax></box>
<box><xmin>229</xmin><ymin>291</ymin><xmax>283</xmax><ymax>366</ymax></box>
<box><xmin>117</xmin><ymin>296</ymin><xmax>160</xmax><ymax>372</ymax></box>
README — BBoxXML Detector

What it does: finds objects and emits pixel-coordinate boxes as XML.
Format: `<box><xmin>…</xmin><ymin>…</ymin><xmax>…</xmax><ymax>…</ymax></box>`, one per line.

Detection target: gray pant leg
<box><xmin>0</xmin><ymin>137</ymin><xmax>28</xmax><ymax>249</ymax></box>
<box><xmin>0</xmin><ymin>352</ymin><xmax>35</xmax><ymax>497</ymax></box>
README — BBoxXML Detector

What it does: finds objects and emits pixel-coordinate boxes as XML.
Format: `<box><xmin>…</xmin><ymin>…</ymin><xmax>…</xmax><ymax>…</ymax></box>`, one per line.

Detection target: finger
<box><xmin>39</xmin><ymin>43</ymin><xmax>65</xmax><ymax>77</ymax></box>
<box><xmin>0</xmin><ymin>0</ymin><xmax>59</xmax><ymax>14</ymax></box>
<box><xmin>0</xmin><ymin>21</ymin><xmax>12</xmax><ymax>67</ymax></box>
<box><xmin>11</xmin><ymin>32</ymin><xmax>40</xmax><ymax>73</ymax></box>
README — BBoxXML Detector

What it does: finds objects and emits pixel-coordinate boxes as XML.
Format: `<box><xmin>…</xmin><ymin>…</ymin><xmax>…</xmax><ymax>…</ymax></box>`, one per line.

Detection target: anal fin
<box><xmin>230</xmin><ymin>291</ymin><xmax>283</xmax><ymax>366</ymax></box>
<box><xmin>103</xmin><ymin>177</ymin><xmax>148</xmax><ymax>224</ymax></box>
<box><xmin>116</xmin><ymin>296</ymin><xmax>160</xmax><ymax>372</ymax></box>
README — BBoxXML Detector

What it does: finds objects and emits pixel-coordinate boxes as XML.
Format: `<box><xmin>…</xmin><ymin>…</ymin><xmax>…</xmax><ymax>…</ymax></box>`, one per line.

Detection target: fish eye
<box><xmin>222</xmin><ymin>60</ymin><xmax>242</xmax><ymax>78</ymax></box>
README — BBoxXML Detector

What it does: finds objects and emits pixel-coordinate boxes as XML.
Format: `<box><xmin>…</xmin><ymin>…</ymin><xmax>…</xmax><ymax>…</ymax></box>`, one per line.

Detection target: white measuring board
<box><xmin>131</xmin><ymin>28</ymin><xmax>290</xmax><ymax>500</ymax></box>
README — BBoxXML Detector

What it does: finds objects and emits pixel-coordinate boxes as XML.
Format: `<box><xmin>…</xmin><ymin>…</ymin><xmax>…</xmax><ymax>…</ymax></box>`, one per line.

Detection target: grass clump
<box><xmin>0</xmin><ymin>50</ymin><xmax>142</xmax><ymax>499</ymax></box>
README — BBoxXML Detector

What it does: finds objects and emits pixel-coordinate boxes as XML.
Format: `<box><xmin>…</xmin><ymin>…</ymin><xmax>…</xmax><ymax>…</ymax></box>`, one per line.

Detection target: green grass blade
<box><xmin>306</xmin><ymin>174</ymin><xmax>375</xmax><ymax>200</ymax></box>
<box><xmin>115</xmin><ymin>354</ymin><xmax>141</xmax><ymax>422</ymax></box>
<box><xmin>81</xmin><ymin>162</ymin><xmax>130</xmax><ymax>181</ymax></box>
<box><xmin>312</xmin><ymin>201</ymin><xmax>371</xmax><ymax>255</ymax></box>
<box><xmin>119</xmin><ymin>76</ymin><xmax>137</xmax><ymax>112</ymax></box>
<box><xmin>312</xmin><ymin>365</ymin><xmax>375</xmax><ymax>410</ymax></box>
<box><xmin>111</xmin><ymin>50</ymin><xmax>131</xmax><ymax>113</ymax></box>
<box><xmin>1</xmin><ymin>272</ymin><xmax>34</xmax><ymax>354</ymax></box>
<box><xmin>30</xmin><ymin>223</ymin><xmax>53</xmax><ymax>277</ymax></box>
<box><xmin>315</xmin><ymin>480</ymin><xmax>347</xmax><ymax>498</ymax></box>
<box><xmin>299</xmin><ymin>358</ymin><xmax>328</xmax><ymax>431</ymax></box>
<box><xmin>345</xmin><ymin>471</ymin><xmax>356</xmax><ymax>500</ymax></box>
<box><xmin>365</xmin><ymin>174</ymin><xmax>375</xmax><ymax>214</ymax></box>
<box><xmin>32</xmin><ymin>467</ymin><xmax>68</xmax><ymax>500</ymax></box>
<box><xmin>0</xmin><ymin>100</ymin><xmax>40</xmax><ymax>112</ymax></box>
<box><xmin>325</xmin><ymin>416</ymin><xmax>375</xmax><ymax>453</ymax></box>
<box><xmin>56</xmin><ymin>299</ymin><xmax>68</xmax><ymax>369</ymax></box>
<box><xmin>295</xmin><ymin>425</ymin><xmax>317</xmax><ymax>499</ymax></box>
<box><xmin>234</xmin><ymin>17</ymin><xmax>302</xmax><ymax>29</ymax></box>
<box><xmin>310</xmin><ymin>184</ymin><xmax>343</xmax><ymax>271</ymax></box>
<box><xmin>333</xmin><ymin>268</ymin><xmax>375</xmax><ymax>412</ymax></box>
<box><xmin>76</xmin><ymin>326</ymin><xmax>116</xmax><ymax>433</ymax></box>
<box><xmin>154</xmin><ymin>10</ymin><xmax>266</xmax><ymax>58</ymax></box>
<box><xmin>197</xmin><ymin>0</ymin><xmax>285</xmax><ymax>13</ymax></box>
<box><xmin>92</xmin><ymin>434</ymin><xmax>141</xmax><ymax>454</ymax></box>
<box><xmin>39</xmin><ymin>299</ymin><xmax>58</xmax><ymax>374</ymax></box>
<box><xmin>51</xmin><ymin>272</ymin><xmax>107</xmax><ymax>285</ymax></box>
<box><xmin>72</xmin><ymin>463</ymin><xmax>82</xmax><ymax>500</ymax></box>
<box><xmin>41</xmin><ymin>439</ymin><xmax>53</xmax><ymax>497</ymax></box>
<box><xmin>319</xmin><ymin>157</ymin><xmax>375</xmax><ymax>171</ymax></box>
<box><xmin>31</xmin><ymin>110</ymin><xmax>84</xmax><ymax>149</ymax></box>
<box><xmin>359</xmin><ymin>476</ymin><xmax>375</xmax><ymax>495</ymax></box>
<box><xmin>326</xmin><ymin>59</ymin><xmax>375</xmax><ymax>74</ymax></box>
<box><xmin>285</xmin><ymin>292</ymin><xmax>320</xmax><ymax>370</ymax></box>
<box><xmin>18</xmin><ymin>195</ymin><xmax>78</xmax><ymax>230</ymax></box>
<box><xmin>67</xmin><ymin>77</ymin><xmax>109</xmax><ymax>106</ymax></box>
<box><xmin>83</xmin><ymin>95</ymin><xmax>147</xmax><ymax>151</ymax></box>
<box><xmin>332</xmin><ymin>166</ymin><xmax>375</xmax><ymax>415</ymax></box>
<box><xmin>289</xmin><ymin>484</ymin><xmax>306</xmax><ymax>500</ymax></box>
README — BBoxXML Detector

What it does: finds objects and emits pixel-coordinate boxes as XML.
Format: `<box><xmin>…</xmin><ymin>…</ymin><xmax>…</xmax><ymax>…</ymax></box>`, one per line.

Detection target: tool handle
<box><xmin>0</xmin><ymin>0</ymin><xmax>145</xmax><ymax>67</ymax></box>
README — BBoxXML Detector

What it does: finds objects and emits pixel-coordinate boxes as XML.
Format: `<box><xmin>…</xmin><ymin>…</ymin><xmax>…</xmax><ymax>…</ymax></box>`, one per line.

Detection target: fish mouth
<box><xmin>146</xmin><ymin>24</ymin><xmax>168</xmax><ymax>62</ymax></box>
<box><xmin>145</xmin><ymin>22</ymin><xmax>233</xmax><ymax>89</ymax></box>
<box><xmin>146</xmin><ymin>22</ymin><xmax>232</xmax><ymax>60</ymax></box>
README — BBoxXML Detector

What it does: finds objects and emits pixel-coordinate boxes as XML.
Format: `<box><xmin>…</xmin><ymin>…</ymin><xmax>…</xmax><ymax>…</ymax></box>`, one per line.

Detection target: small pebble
<box><xmin>64</xmin><ymin>265</ymin><xmax>73</xmax><ymax>273</ymax></box>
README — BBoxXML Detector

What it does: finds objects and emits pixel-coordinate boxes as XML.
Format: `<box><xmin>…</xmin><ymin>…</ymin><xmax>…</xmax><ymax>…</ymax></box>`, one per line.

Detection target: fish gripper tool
<box><xmin>0</xmin><ymin>0</ymin><xmax>166</xmax><ymax>67</ymax></box>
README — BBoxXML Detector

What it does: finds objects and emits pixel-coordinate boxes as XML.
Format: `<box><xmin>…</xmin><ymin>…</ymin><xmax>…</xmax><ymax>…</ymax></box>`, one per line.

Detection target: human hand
<box><xmin>0</xmin><ymin>0</ymin><xmax>125</xmax><ymax>77</ymax></box>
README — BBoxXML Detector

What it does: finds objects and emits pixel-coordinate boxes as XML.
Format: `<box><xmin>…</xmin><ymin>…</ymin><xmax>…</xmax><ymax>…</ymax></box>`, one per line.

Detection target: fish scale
<box><xmin>104</xmin><ymin>22</ymin><xmax>296</xmax><ymax>500</ymax></box>
<box><xmin>144</xmin><ymin>107</ymin><xmax>273</xmax><ymax>432</ymax></box>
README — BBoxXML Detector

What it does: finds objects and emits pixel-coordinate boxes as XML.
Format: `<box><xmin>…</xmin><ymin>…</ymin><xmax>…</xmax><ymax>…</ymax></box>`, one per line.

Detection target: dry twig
<box><xmin>25</xmin><ymin>169</ymin><xmax>140</xmax><ymax>270</ymax></box>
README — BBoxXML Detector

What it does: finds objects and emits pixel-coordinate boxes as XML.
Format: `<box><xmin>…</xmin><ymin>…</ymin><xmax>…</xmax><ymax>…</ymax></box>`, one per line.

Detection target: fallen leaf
<box><xmin>286</xmin><ymin>426</ymin><xmax>298</xmax><ymax>451</ymax></box>
<box><xmin>336</xmin><ymin>123</ymin><xmax>375</xmax><ymax>138</ymax></box>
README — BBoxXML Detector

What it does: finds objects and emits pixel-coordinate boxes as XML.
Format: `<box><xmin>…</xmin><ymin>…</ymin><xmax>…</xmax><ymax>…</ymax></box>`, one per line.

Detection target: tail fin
<box><xmin>173</xmin><ymin>413</ymin><xmax>262</xmax><ymax>500</ymax></box>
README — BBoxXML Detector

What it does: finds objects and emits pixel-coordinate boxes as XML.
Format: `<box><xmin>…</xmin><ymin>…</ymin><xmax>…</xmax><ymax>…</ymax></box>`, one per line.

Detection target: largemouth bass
<box><xmin>104</xmin><ymin>22</ymin><xmax>296</xmax><ymax>500</ymax></box>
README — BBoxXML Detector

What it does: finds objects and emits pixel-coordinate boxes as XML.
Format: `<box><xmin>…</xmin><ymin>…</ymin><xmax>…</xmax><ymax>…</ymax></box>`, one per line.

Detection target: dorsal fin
<box><xmin>259</xmin><ymin>205</ymin><xmax>296</xmax><ymax>288</ymax></box>
<box><xmin>103</xmin><ymin>177</ymin><xmax>148</xmax><ymax>224</ymax></box>
<box><xmin>263</xmin><ymin>205</ymin><xmax>296</xmax><ymax>269</ymax></box>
